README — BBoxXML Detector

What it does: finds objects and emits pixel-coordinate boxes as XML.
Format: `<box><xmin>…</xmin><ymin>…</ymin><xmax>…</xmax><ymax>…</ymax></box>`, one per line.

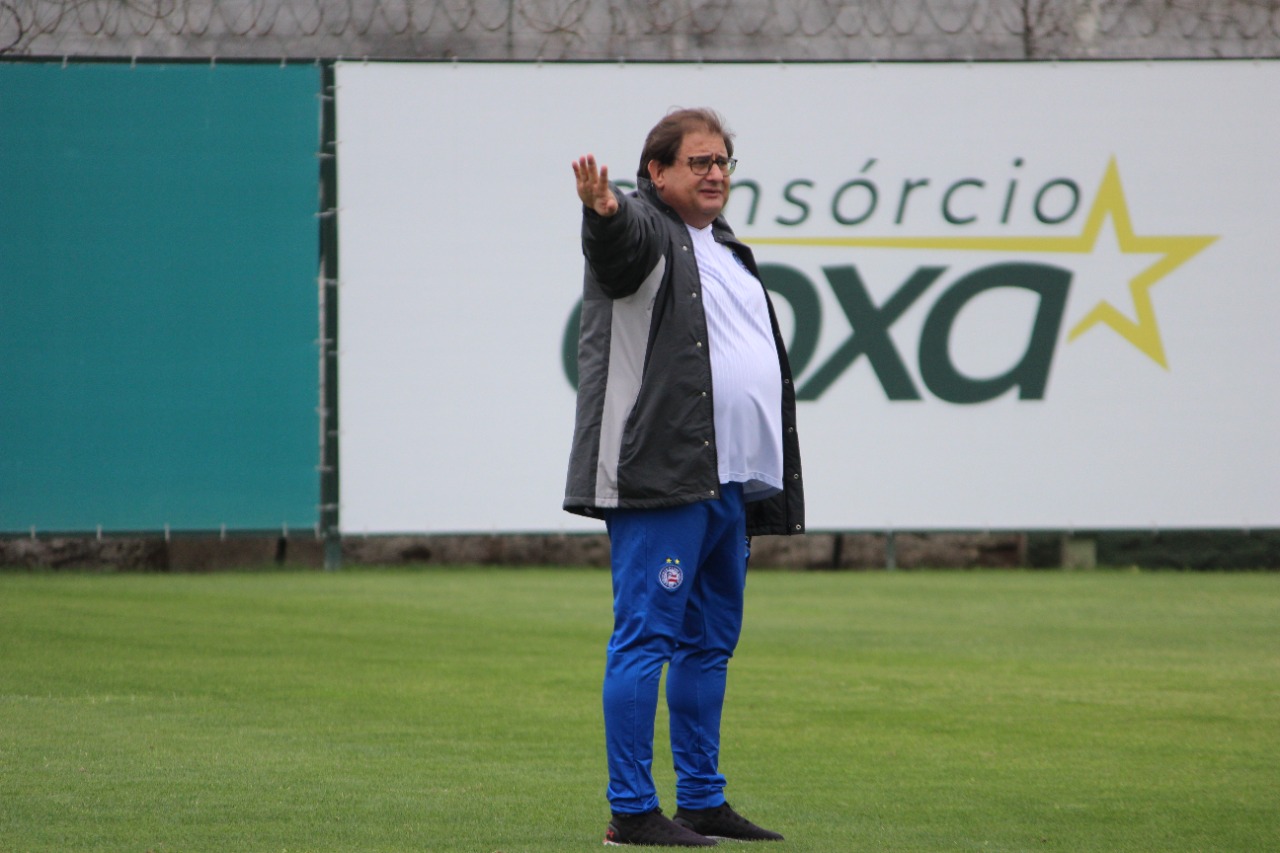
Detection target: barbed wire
<box><xmin>2</xmin><ymin>0</ymin><xmax>1279</xmax><ymax>59</ymax></box>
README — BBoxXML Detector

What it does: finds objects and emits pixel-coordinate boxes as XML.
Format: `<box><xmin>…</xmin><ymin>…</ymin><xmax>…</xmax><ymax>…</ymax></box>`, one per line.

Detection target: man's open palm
<box><xmin>573</xmin><ymin>155</ymin><xmax>618</xmax><ymax>217</ymax></box>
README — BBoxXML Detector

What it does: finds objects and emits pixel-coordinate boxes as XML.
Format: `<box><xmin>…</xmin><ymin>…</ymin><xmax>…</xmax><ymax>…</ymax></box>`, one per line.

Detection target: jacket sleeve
<box><xmin>581</xmin><ymin>187</ymin><xmax>667</xmax><ymax>299</ymax></box>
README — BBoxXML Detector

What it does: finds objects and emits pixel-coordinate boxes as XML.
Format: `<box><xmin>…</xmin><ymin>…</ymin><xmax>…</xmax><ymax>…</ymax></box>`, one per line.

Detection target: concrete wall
<box><xmin>5</xmin><ymin>0</ymin><xmax>1279</xmax><ymax>60</ymax></box>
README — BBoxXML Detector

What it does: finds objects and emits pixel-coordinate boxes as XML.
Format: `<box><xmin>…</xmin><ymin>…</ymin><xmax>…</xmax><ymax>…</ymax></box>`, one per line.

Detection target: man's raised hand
<box><xmin>573</xmin><ymin>155</ymin><xmax>619</xmax><ymax>217</ymax></box>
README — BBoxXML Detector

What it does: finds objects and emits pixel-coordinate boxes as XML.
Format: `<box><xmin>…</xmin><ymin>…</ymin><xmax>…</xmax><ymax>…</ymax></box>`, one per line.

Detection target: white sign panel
<box><xmin>336</xmin><ymin>61</ymin><xmax>1280</xmax><ymax>533</ymax></box>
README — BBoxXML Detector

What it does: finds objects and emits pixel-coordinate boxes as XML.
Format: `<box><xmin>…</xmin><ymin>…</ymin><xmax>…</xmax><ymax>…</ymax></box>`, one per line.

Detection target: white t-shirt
<box><xmin>687</xmin><ymin>224</ymin><xmax>784</xmax><ymax>500</ymax></box>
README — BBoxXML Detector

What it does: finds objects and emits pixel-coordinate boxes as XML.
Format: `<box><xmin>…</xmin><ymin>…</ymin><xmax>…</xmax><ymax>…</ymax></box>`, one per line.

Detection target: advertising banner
<box><xmin>335</xmin><ymin>61</ymin><xmax>1280</xmax><ymax>533</ymax></box>
<box><xmin>0</xmin><ymin>62</ymin><xmax>322</xmax><ymax>533</ymax></box>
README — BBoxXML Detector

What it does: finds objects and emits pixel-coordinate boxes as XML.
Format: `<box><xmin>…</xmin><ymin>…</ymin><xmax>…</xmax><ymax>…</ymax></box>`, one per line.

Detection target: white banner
<box><xmin>336</xmin><ymin>61</ymin><xmax>1280</xmax><ymax>533</ymax></box>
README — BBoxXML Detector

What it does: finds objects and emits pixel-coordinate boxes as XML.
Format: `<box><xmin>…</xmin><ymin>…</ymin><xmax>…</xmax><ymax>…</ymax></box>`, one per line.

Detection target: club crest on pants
<box><xmin>657</xmin><ymin>557</ymin><xmax>684</xmax><ymax>591</ymax></box>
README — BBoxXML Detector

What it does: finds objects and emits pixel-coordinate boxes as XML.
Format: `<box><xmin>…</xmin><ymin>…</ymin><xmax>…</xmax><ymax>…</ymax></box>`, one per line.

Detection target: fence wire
<box><xmin>3</xmin><ymin>0</ymin><xmax>1279</xmax><ymax>59</ymax></box>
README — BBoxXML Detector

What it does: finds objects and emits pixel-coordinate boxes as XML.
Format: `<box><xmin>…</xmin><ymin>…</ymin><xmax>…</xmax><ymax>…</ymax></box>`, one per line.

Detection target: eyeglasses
<box><xmin>686</xmin><ymin>155</ymin><xmax>737</xmax><ymax>176</ymax></box>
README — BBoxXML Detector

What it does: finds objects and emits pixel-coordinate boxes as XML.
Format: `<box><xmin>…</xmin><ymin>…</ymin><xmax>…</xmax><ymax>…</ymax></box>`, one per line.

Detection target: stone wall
<box><xmin>9</xmin><ymin>529</ymin><xmax>1278</xmax><ymax>571</ymax></box>
<box><xmin>1</xmin><ymin>530</ymin><xmax>1027</xmax><ymax>571</ymax></box>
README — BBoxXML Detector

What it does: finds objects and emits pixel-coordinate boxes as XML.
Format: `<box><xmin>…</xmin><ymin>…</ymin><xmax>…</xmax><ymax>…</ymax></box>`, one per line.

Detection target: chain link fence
<box><xmin>3</xmin><ymin>0</ymin><xmax>1279</xmax><ymax>60</ymax></box>
<box><xmin>4</xmin><ymin>0</ymin><xmax>1277</xmax><ymax>570</ymax></box>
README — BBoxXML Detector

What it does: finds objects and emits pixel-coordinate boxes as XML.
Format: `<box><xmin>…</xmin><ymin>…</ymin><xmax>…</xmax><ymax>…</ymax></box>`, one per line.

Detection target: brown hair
<box><xmin>637</xmin><ymin>107</ymin><xmax>735</xmax><ymax>179</ymax></box>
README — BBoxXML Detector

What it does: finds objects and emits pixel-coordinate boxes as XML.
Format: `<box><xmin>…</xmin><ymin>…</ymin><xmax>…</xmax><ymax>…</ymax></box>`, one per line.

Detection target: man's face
<box><xmin>649</xmin><ymin>129</ymin><xmax>731</xmax><ymax>229</ymax></box>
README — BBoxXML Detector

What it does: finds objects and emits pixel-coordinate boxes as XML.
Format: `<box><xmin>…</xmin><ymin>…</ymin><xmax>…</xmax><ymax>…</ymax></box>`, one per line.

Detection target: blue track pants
<box><xmin>602</xmin><ymin>482</ymin><xmax>748</xmax><ymax>814</ymax></box>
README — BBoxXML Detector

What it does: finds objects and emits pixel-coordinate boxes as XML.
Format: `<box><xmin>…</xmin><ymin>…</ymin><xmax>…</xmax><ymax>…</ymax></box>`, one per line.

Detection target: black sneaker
<box><xmin>605</xmin><ymin>808</ymin><xmax>719</xmax><ymax>847</ymax></box>
<box><xmin>673</xmin><ymin>802</ymin><xmax>784</xmax><ymax>842</ymax></box>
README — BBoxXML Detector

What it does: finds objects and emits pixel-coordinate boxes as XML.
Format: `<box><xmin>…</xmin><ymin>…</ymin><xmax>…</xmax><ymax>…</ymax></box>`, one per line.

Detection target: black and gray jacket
<box><xmin>562</xmin><ymin>177</ymin><xmax>805</xmax><ymax>537</ymax></box>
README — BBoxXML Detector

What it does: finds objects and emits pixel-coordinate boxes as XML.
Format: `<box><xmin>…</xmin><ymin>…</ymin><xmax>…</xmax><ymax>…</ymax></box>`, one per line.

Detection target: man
<box><xmin>564</xmin><ymin>108</ymin><xmax>805</xmax><ymax>847</ymax></box>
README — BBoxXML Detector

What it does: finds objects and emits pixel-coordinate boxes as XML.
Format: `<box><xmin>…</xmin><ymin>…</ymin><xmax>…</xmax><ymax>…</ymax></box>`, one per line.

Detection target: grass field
<box><xmin>1</xmin><ymin>567</ymin><xmax>1277</xmax><ymax>852</ymax></box>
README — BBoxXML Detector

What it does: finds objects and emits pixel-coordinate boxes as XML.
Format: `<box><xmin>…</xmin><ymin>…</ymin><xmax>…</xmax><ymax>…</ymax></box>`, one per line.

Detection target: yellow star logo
<box><xmin>748</xmin><ymin>159</ymin><xmax>1218</xmax><ymax>368</ymax></box>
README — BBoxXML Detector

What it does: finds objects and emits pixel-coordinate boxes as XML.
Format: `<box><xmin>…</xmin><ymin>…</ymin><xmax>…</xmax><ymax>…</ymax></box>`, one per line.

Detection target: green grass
<box><xmin>1</xmin><ymin>568</ymin><xmax>1277</xmax><ymax>852</ymax></box>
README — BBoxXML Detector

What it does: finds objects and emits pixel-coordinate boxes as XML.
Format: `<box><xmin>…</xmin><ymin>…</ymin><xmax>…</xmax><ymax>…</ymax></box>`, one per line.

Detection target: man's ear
<box><xmin>647</xmin><ymin>159</ymin><xmax>665</xmax><ymax>189</ymax></box>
